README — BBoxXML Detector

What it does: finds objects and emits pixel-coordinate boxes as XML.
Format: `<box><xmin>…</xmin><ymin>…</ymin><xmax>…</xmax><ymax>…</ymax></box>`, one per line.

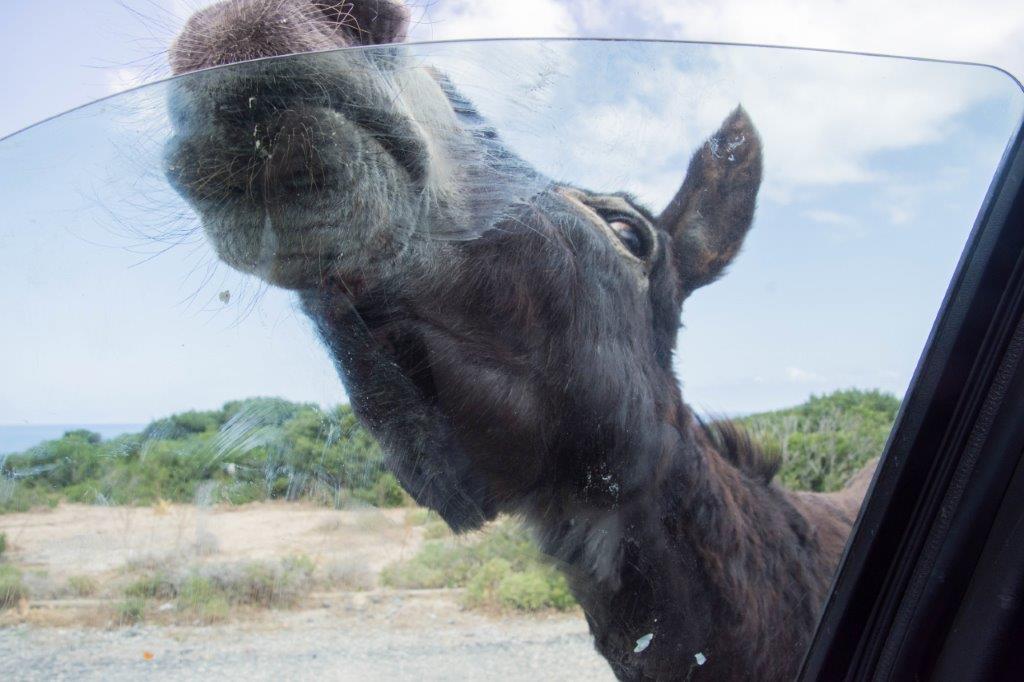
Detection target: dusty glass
<box><xmin>1</xmin><ymin>38</ymin><xmax>1022</xmax><ymax>681</ymax></box>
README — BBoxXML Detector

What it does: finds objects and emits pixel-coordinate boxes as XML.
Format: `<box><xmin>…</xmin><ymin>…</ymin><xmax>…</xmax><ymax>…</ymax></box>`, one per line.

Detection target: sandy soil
<box><xmin>0</xmin><ymin>502</ymin><xmax>422</xmax><ymax>583</ymax></box>
<box><xmin>0</xmin><ymin>503</ymin><xmax>614</xmax><ymax>680</ymax></box>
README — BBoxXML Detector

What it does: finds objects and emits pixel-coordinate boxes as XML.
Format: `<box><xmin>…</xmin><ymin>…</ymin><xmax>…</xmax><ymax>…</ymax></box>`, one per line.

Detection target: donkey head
<box><xmin>165</xmin><ymin>0</ymin><xmax>762</xmax><ymax>531</ymax></box>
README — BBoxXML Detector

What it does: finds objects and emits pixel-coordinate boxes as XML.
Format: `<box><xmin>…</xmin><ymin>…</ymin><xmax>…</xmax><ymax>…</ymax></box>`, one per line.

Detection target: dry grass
<box><xmin>353</xmin><ymin>509</ymin><xmax>399</xmax><ymax>533</ymax></box>
<box><xmin>0</xmin><ymin>565</ymin><xmax>28</xmax><ymax>609</ymax></box>
<box><xmin>66</xmin><ymin>575</ymin><xmax>100</xmax><ymax>598</ymax></box>
<box><xmin>0</xmin><ymin>502</ymin><xmax>427</xmax><ymax>627</ymax></box>
<box><xmin>122</xmin><ymin>553</ymin><xmax>177</xmax><ymax>574</ymax></box>
<box><xmin>192</xmin><ymin>530</ymin><xmax>220</xmax><ymax>557</ymax></box>
<box><xmin>322</xmin><ymin>558</ymin><xmax>375</xmax><ymax>591</ymax></box>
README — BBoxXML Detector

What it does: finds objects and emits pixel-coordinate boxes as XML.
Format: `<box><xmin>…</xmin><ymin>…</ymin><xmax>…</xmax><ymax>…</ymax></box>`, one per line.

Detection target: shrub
<box><xmin>370</xmin><ymin>472</ymin><xmax>409</xmax><ymax>508</ymax></box>
<box><xmin>423</xmin><ymin>519</ymin><xmax>451</xmax><ymax>540</ymax></box>
<box><xmin>383</xmin><ymin>518</ymin><xmax>577</xmax><ymax>612</ymax></box>
<box><xmin>496</xmin><ymin>567</ymin><xmax>574</xmax><ymax>611</ymax></box>
<box><xmin>67</xmin><ymin>575</ymin><xmax>99</xmax><ymax>597</ymax></box>
<box><xmin>323</xmin><ymin>559</ymin><xmax>374</xmax><ymax>591</ymax></box>
<box><xmin>124</xmin><ymin>572</ymin><xmax>176</xmax><ymax>600</ymax></box>
<box><xmin>1</xmin><ymin>398</ymin><xmax>397</xmax><ymax>513</ymax></box>
<box><xmin>406</xmin><ymin>508</ymin><xmax>431</xmax><ymax>525</ymax></box>
<box><xmin>0</xmin><ymin>532</ymin><xmax>6</xmax><ymax>559</ymax></box>
<box><xmin>0</xmin><ymin>565</ymin><xmax>28</xmax><ymax>609</ymax></box>
<box><xmin>0</xmin><ymin>485</ymin><xmax>59</xmax><ymax>514</ymax></box>
<box><xmin>197</xmin><ymin>557</ymin><xmax>316</xmax><ymax>609</ymax></box>
<box><xmin>176</xmin><ymin>575</ymin><xmax>229</xmax><ymax>623</ymax></box>
<box><xmin>381</xmin><ymin>543</ymin><xmax>452</xmax><ymax>590</ymax></box>
<box><xmin>282</xmin><ymin>554</ymin><xmax>316</xmax><ymax>579</ymax></box>
<box><xmin>740</xmin><ymin>388</ymin><xmax>898</xmax><ymax>492</ymax></box>
<box><xmin>464</xmin><ymin>558</ymin><xmax>512</xmax><ymax>607</ymax></box>
<box><xmin>120</xmin><ymin>556</ymin><xmax>319</xmax><ymax>624</ymax></box>
<box><xmin>115</xmin><ymin>597</ymin><xmax>145</xmax><ymax>625</ymax></box>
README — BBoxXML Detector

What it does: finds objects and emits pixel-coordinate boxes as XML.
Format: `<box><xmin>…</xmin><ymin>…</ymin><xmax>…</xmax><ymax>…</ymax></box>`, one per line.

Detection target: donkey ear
<box><xmin>657</xmin><ymin>106</ymin><xmax>763</xmax><ymax>294</ymax></box>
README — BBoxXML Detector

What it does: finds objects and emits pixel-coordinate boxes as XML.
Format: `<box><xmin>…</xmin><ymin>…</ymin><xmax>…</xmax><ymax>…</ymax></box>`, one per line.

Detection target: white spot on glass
<box><xmin>634</xmin><ymin>633</ymin><xmax>653</xmax><ymax>653</ymax></box>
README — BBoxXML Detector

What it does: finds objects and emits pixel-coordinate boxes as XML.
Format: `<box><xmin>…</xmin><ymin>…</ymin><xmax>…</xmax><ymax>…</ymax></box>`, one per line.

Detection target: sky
<box><xmin>1</xmin><ymin>1</ymin><xmax>1023</xmax><ymax>425</ymax></box>
<box><xmin>3</xmin><ymin>0</ymin><xmax>1024</xmax><ymax>139</ymax></box>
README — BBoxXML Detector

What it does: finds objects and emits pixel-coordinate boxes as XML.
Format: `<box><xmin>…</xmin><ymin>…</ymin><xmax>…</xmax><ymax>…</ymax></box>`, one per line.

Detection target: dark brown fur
<box><xmin>164</xmin><ymin>3</ymin><xmax>879</xmax><ymax>679</ymax></box>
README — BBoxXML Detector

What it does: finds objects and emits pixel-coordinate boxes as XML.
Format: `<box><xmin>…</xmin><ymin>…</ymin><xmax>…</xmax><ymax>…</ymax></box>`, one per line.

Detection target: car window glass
<box><xmin>1</xmin><ymin>39</ymin><xmax>1022</xmax><ymax>680</ymax></box>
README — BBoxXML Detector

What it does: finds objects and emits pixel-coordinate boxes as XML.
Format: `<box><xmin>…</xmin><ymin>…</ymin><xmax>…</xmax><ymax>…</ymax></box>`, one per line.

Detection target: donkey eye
<box><xmin>607</xmin><ymin>217</ymin><xmax>650</xmax><ymax>259</ymax></box>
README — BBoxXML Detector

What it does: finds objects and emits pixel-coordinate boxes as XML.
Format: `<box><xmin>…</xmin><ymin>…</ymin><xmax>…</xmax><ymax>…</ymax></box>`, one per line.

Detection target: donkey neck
<box><xmin>524</xmin><ymin>410</ymin><xmax>828</xmax><ymax>680</ymax></box>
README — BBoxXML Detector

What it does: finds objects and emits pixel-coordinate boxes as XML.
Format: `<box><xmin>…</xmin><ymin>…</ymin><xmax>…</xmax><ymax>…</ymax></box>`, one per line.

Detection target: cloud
<box><xmin>406</xmin><ymin>0</ymin><xmax>1024</xmax><ymax>81</ymax></box>
<box><xmin>407</xmin><ymin>0</ymin><xmax>578</xmax><ymax>41</ymax></box>
<box><xmin>396</xmin><ymin>0</ymin><xmax>1024</xmax><ymax>211</ymax></box>
<box><xmin>447</xmin><ymin>39</ymin><xmax>1015</xmax><ymax>215</ymax></box>
<box><xmin>803</xmin><ymin>209</ymin><xmax>865</xmax><ymax>239</ymax></box>
<box><xmin>577</xmin><ymin>0</ymin><xmax>1024</xmax><ymax>81</ymax></box>
<box><xmin>785</xmin><ymin>366</ymin><xmax>826</xmax><ymax>383</ymax></box>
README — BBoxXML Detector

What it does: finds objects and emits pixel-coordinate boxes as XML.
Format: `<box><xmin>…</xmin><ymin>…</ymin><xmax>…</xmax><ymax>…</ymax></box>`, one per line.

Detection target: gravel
<box><xmin>0</xmin><ymin>592</ymin><xmax>615</xmax><ymax>681</ymax></box>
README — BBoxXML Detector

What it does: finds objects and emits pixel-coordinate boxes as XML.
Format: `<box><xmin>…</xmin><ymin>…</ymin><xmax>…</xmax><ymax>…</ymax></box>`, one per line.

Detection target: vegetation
<box><xmin>740</xmin><ymin>389</ymin><xmax>899</xmax><ymax>492</ymax></box>
<box><xmin>383</xmin><ymin>518</ymin><xmax>575</xmax><ymax>612</ymax></box>
<box><xmin>113</xmin><ymin>554</ymin><xmax>322</xmax><ymax>625</ymax></box>
<box><xmin>115</xmin><ymin>597</ymin><xmax>146</xmax><ymax>625</ymax></box>
<box><xmin>66</xmin><ymin>575</ymin><xmax>99</xmax><ymax>598</ymax></box>
<box><xmin>0</xmin><ymin>389</ymin><xmax>898</xmax><ymax>616</ymax></box>
<box><xmin>0</xmin><ymin>532</ymin><xmax>6</xmax><ymax>560</ymax></box>
<box><xmin>0</xmin><ymin>565</ymin><xmax>28</xmax><ymax>610</ymax></box>
<box><xmin>0</xmin><ymin>398</ymin><xmax>406</xmax><ymax>513</ymax></box>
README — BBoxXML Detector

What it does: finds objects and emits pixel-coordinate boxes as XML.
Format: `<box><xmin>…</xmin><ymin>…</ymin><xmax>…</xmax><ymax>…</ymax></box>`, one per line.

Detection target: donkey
<box><xmin>164</xmin><ymin>1</ymin><xmax>876</xmax><ymax>679</ymax></box>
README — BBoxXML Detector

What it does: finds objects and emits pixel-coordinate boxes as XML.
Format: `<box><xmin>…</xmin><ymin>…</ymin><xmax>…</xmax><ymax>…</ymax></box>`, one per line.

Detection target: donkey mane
<box><xmin>700</xmin><ymin>419</ymin><xmax>782</xmax><ymax>486</ymax></box>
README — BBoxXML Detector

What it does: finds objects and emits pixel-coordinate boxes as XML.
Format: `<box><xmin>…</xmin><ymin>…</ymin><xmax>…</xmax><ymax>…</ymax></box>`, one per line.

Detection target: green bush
<box><xmin>176</xmin><ymin>575</ymin><xmax>229</xmax><ymax>622</ymax></box>
<box><xmin>236</xmin><ymin>563</ymin><xmax>287</xmax><ymax>607</ymax></box>
<box><xmin>370</xmin><ymin>473</ymin><xmax>409</xmax><ymax>508</ymax></box>
<box><xmin>741</xmin><ymin>389</ymin><xmax>898</xmax><ymax>492</ymax></box>
<box><xmin>0</xmin><ymin>532</ymin><xmax>6</xmax><ymax>559</ymax></box>
<box><xmin>383</xmin><ymin>518</ymin><xmax>576</xmax><ymax>612</ymax></box>
<box><xmin>0</xmin><ymin>565</ymin><xmax>29</xmax><ymax>609</ymax></box>
<box><xmin>495</xmin><ymin>567</ymin><xmax>575</xmax><ymax>611</ymax></box>
<box><xmin>464</xmin><ymin>558</ymin><xmax>512</xmax><ymax>608</ymax></box>
<box><xmin>115</xmin><ymin>597</ymin><xmax>145</xmax><ymax>625</ymax></box>
<box><xmin>0</xmin><ymin>482</ymin><xmax>60</xmax><ymax>514</ymax></box>
<box><xmin>1</xmin><ymin>398</ymin><xmax>396</xmax><ymax>512</ymax></box>
<box><xmin>124</xmin><ymin>572</ymin><xmax>176</xmax><ymax>600</ymax></box>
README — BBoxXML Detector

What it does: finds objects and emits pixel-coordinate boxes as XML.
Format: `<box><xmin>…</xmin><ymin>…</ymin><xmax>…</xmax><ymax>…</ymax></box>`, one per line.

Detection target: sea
<box><xmin>0</xmin><ymin>424</ymin><xmax>145</xmax><ymax>455</ymax></box>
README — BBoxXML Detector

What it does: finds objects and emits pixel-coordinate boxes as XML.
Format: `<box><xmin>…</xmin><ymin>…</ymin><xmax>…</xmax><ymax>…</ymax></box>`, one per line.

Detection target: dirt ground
<box><xmin>0</xmin><ymin>503</ymin><xmax>614</xmax><ymax>680</ymax></box>
<box><xmin>0</xmin><ymin>502</ymin><xmax>422</xmax><ymax>583</ymax></box>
